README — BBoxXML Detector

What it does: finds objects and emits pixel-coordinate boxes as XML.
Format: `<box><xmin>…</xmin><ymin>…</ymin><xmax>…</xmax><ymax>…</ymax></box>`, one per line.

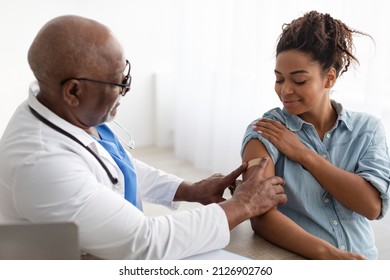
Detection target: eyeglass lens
<box><xmin>121</xmin><ymin>60</ymin><xmax>132</xmax><ymax>96</ymax></box>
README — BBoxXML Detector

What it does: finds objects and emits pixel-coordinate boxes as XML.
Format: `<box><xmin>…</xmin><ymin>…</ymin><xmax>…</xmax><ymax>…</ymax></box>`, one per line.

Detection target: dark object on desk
<box><xmin>0</xmin><ymin>222</ymin><xmax>79</xmax><ymax>260</ymax></box>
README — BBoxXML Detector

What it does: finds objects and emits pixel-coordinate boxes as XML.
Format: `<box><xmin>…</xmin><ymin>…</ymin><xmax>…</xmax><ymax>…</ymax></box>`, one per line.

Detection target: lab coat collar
<box><xmin>27</xmin><ymin>81</ymin><xmax>120</xmax><ymax>169</ymax></box>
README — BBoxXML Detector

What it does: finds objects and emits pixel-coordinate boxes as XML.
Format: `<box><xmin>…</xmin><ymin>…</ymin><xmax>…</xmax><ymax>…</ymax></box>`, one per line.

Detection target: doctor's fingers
<box><xmin>252</xmin><ymin>181</ymin><xmax>287</xmax><ymax>208</ymax></box>
<box><xmin>247</xmin><ymin>159</ymin><xmax>284</xmax><ymax>185</ymax></box>
<box><xmin>273</xmin><ymin>185</ymin><xmax>287</xmax><ymax>205</ymax></box>
<box><xmin>217</xmin><ymin>162</ymin><xmax>247</xmax><ymax>188</ymax></box>
<box><xmin>249</xmin><ymin>174</ymin><xmax>286</xmax><ymax>196</ymax></box>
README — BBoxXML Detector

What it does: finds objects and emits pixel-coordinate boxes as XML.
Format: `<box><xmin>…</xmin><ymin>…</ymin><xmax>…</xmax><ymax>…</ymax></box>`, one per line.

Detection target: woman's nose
<box><xmin>280</xmin><ymin>81</ymin><xmax>294</xmax><ymax>96</ymax></box>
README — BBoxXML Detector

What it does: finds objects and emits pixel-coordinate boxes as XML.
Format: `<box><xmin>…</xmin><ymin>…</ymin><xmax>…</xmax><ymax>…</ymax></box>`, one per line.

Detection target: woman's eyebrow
<box><xmin>274</xmin><ymin>69</ymin><xmax>309</xmax><ymax>75</ymax></box>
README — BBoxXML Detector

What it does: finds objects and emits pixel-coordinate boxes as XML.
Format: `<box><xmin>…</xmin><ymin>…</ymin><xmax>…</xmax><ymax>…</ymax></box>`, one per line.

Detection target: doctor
<box><xmin>0</xmin><ymin>15</ymin><xmax>287</xmax><ymax>260</ymax></box>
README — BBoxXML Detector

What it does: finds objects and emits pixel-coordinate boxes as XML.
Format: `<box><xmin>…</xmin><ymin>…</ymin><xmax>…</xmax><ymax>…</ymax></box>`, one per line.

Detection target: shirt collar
<box><xmin>280</xmin><ymin>99</ymin><xmax>353</xmax><ymax>132</ymax></box>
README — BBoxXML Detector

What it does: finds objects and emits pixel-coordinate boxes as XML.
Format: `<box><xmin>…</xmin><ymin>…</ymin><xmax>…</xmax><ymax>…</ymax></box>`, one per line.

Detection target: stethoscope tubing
<box><xmin>29</xmin><ymin>106</ymin><xmax>119</xmax><ymax>185</ymax></box>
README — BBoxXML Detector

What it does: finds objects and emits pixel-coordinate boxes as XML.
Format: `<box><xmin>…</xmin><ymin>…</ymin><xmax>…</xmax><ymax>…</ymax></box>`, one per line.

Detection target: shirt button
<box><xmin>339</xmin><ymin>246</ymin><xmax>346</xmax><ymax>250</ymax></box>
<box><xmin>322</xmin><ymin>154</ymin><xmax>327</xmax><ymax>159</ymax></box>
<box><xmin>324</xmin><ymin>198</ymin><xmax>329</xmax><ymax>203</ymax></box>
<box><xmin>326</xmin><ymin>133</ymin><xmax>331</xmax><ymax>138</ymax></box>
<box><xmin>333</xmin><ymin>220</ymin><xmax>338</xmax><ymax>226</ymax></box>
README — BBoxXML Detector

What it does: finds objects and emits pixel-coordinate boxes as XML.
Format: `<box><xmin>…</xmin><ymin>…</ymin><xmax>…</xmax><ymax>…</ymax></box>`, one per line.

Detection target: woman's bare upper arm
<box><xmin>242</xmin><ymin>139</ymin><xmax>275</xmax><ymax>180</ymax></box>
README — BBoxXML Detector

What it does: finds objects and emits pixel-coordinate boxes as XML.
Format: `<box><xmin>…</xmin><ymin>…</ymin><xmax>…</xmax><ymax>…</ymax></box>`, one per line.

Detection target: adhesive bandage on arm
<box><xmin>247</xmin><ymin>158</ymin><xmax>263</xmax><ymax>169</ymax></box>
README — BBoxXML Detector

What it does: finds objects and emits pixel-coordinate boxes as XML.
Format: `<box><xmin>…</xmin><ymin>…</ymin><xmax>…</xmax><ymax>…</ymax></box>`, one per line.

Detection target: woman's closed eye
<box><xmin>275</xmin><ymin>79</ymin><xmax>307</xmax><ymax>85</ymax></box>
<box><xmin>294</xmin><ymin>80</ymin><xmax>307</xmax><ymax>85</ymax></box>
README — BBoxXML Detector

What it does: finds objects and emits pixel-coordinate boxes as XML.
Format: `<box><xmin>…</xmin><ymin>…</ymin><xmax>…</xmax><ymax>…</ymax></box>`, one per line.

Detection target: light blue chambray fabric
<box><xmin>241</xmin><ymin>100</ymin><xmax>390</xmax><ymax>259</ymax></box>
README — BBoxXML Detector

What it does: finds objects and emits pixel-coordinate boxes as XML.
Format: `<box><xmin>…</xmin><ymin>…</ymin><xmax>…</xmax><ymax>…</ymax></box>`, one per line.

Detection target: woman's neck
<box><xmin>299</xmin><ymin>101</ymin><xmax>337</xmax><ymax>140</ymax></box>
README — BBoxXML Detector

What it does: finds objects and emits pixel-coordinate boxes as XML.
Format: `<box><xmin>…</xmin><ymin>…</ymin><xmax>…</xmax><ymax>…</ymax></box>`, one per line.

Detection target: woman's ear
<box><xmin>62</xmin><ymin>80</ymin><xmax>81</xmax><ymax>106</ymax></box>
<box><xmin>325</xmin><ymin>68</ymin><xmax>337</xmax><ymax>88</ymax></box>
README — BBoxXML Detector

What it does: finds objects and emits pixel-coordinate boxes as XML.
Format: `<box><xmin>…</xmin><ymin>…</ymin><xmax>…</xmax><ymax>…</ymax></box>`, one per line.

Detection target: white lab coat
<box><xmin>0</xmin><ymin>82</ymin><xmax>230</xmax><ymax>259</ymax></box>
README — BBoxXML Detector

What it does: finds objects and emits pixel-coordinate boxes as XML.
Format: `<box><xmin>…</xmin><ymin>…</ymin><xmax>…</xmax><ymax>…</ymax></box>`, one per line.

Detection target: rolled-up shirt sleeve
<box><xmin>241</xmin><ymin>119</ymin><xmax>281</xmax><ymax>166</ymax></box>
<box><xmin>356</xmin><ymin>120</ymin><xmax>390</xmax><ymax>219</ymax></box>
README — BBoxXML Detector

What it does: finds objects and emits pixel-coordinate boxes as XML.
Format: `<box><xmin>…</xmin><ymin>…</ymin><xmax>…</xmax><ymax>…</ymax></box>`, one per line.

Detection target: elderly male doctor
<box><xmin>0</xmin><ymin>15</ymin><xmax>287</xmax><ymax>260</ymax></box>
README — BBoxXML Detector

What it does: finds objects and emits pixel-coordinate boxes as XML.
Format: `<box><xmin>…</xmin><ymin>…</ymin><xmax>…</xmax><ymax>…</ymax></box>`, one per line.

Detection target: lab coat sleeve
<box><xmin>13</xmin><ymin>149</ymin><xmax>230</xmax><ymax>259</ymax></box>
<box><xmin>132</xmin><ymin>156</ymin><xmax>184</xmax><ymax>209</ymax></box>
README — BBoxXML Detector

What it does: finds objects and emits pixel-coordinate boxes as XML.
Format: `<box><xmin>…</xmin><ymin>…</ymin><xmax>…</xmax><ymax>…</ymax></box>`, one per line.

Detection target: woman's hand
<box><xmin>314</xmin><ymin>243</ymin><xmax>366</xmax><ymax>260</ymax></box>
<box><xmin>252</xmin><ymin>118</ymin><xmax>308</xmax><ymax>162</ymax></box>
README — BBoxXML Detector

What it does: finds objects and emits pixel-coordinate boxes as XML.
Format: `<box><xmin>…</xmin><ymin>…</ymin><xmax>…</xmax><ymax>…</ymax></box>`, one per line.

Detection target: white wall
<box><xmin>167</xmin><ymin>0</ymin><xmax>390</xmax><ymax>174</ymax></box>
<box><xmin>1</xmin><ymin>0</ymin><xmax>390</xmax><ymax>160</ymax></box>
<box><xmin>0</xmin><ymin>0</ymin><xmax>178</xmax><ymax>147</ymax></box>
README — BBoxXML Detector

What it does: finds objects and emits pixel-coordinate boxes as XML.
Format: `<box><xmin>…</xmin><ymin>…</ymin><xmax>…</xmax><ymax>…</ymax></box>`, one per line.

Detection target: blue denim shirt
<box><xmin>242</xmin><ymin>100</ymin><xmax>390</xmax><ymax>259</ymax></box>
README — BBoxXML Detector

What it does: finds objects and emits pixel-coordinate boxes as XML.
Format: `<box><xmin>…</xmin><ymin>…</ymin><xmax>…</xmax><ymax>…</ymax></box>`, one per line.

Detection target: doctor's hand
<box><xmin>219</xmin><ymin>158</ymin><xmax>287</xmax><ymax>229</ymax></box>
<box><xmin>174</xmin><ymin>163</ymin><xmax>247</xmax><ymax>205</ymax></box>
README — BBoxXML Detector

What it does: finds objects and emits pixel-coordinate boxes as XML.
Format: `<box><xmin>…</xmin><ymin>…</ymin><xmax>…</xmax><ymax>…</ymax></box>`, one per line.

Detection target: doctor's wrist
<box><xmin>173</xmin><ymin>181</ymin><xmax>197</xmax><ymax>202</ymax></box>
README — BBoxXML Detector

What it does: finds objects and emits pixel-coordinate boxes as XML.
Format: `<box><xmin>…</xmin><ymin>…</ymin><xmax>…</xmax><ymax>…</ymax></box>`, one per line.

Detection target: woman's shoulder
<box><xmin>333</xmin><ymin>100</ymin><xmax>382</xmax><ymax>129</ymax></box>
<box><xmin>245</xmin><ymin>107</ymin><xmax>285</xmax><ymax>128</ymax></box>
<box><xmin>263</xmin><ymin>107</ymin><xmax>285</xmax><ymax>119</ymax></box>
<box><xmin>262</xmin><ymin>107</ymin><xmax>290</xmax><ymax>126</ymax></box>
<box><xmin>344</xmin><ymin>108</ymin><xmax>382</xmax><ymax>127</ymax></box>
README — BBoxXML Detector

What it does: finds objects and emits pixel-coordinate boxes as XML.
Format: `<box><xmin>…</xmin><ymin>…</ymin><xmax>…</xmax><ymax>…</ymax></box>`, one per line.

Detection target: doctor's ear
<box><xmin>61</xmin><ymin>80</ymin><xmax>81</xmax><ymax>106</ymax></box>
<box><xmin>325</xmin><ymin>68</ymin><xmax>337</xmax><ymax>89</ymax></box>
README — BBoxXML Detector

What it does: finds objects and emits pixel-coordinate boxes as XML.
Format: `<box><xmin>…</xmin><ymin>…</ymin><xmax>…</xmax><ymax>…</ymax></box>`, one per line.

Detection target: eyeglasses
<box><xmin>60</xmin><ymin>60</ymin><xmax>132</xmax><ymax>96</ymax></box>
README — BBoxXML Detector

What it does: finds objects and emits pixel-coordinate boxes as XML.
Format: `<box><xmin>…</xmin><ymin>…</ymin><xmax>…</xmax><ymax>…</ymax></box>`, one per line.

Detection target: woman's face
<box><xmin>274</xmin><ymin>50</ymin><xmax>331</xmax><ymax>118</ymax></box>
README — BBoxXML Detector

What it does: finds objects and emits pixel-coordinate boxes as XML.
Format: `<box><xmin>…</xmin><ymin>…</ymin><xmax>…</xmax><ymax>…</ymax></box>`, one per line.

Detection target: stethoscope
<box><xmin>29</xmin><ymin>106</ymin><xmax>136</xmax><ymax>185</ymax></box>
<box><xmin>110</xmin><ymin>120</ymin><xmax>135</xmax><ymax>150</ymax></box>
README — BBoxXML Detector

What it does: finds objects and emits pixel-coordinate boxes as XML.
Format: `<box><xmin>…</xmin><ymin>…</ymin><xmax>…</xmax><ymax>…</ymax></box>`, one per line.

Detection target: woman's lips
<box><xmin>283</xmin><ymin>99</ymin><xmax>301</xmax><ymax>107</ymax></box>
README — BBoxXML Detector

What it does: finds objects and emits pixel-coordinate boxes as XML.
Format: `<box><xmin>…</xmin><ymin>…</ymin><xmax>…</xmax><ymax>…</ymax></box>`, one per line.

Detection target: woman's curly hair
<box><xmin>276</xmin><ymin>11</ymin><xmax>370</xmax><ymax>77</ymax></box>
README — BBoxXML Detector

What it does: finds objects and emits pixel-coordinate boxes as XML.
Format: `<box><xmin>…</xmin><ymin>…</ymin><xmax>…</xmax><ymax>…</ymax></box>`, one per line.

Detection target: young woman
<box><xmin>241</xmin><ymin>10</ymin><xmax>390</xmax><ymax>259</ymax></box>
